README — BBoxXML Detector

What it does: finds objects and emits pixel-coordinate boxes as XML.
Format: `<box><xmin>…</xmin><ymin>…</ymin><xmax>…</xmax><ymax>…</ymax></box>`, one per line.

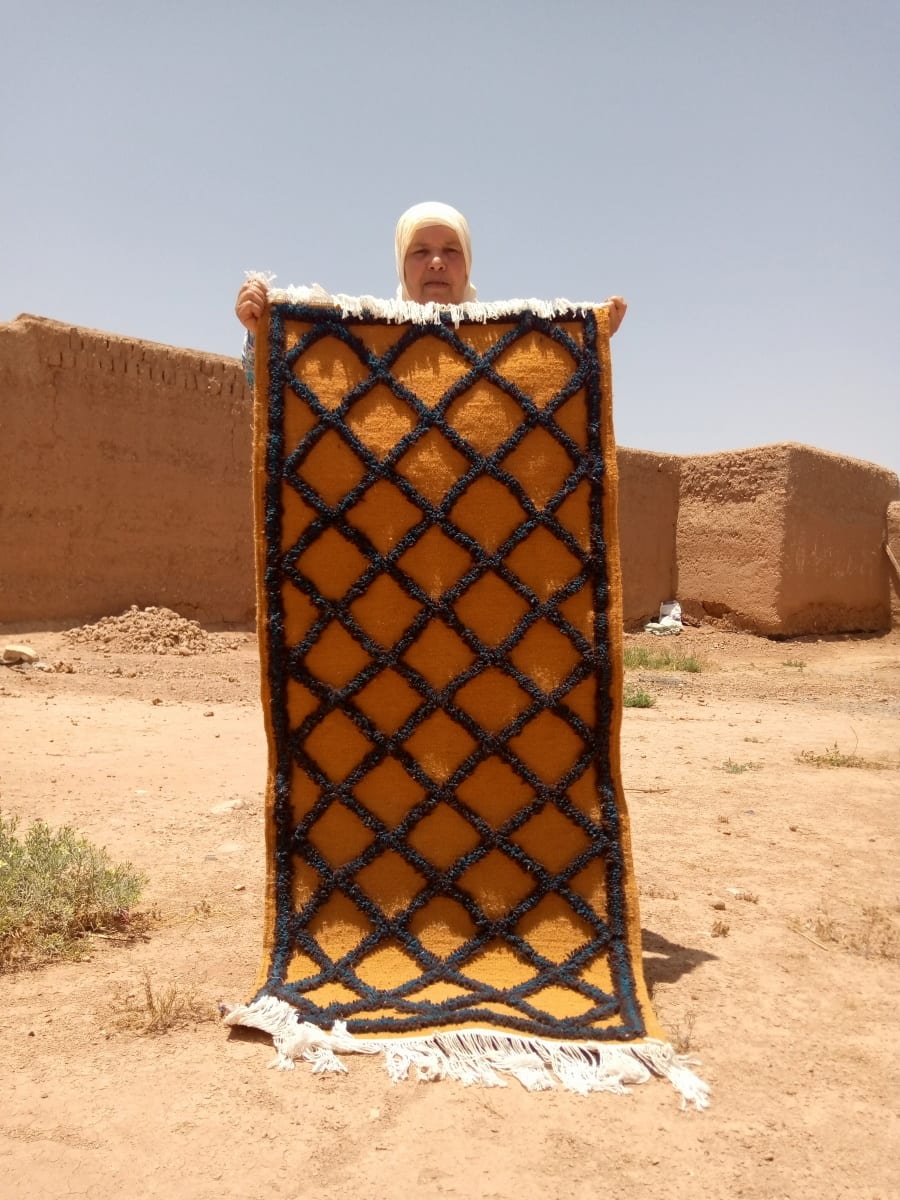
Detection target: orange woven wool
<box><xmin>244</xmin><ymin>300</ymin><xmax>664</xmax><ymax>1052</ymax></box>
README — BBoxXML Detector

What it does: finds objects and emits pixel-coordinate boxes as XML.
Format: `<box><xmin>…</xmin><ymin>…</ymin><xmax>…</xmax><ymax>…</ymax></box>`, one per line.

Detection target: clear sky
<box><xmin>2</xmin><ymin>0</ymin><xmax>898</xmax><ymax>475</ymax></box>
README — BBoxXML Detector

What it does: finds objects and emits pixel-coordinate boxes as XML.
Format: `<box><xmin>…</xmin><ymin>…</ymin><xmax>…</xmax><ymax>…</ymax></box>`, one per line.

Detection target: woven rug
<box><xmin>223</xmin><ymin>290</ymin><xmax>708</xmax><ymax>1107</ymax></box>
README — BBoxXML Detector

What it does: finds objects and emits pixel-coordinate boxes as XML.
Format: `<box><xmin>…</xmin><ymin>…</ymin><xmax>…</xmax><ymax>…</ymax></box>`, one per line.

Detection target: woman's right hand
<box><xmin>235</xmin><ymin>278</ymin><xmax>269</xmax><ymax>332</ymax></box>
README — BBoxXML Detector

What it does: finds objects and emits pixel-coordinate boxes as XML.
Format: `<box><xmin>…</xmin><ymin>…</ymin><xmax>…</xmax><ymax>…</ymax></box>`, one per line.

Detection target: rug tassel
<box><xmin>221</xmin><ymin>999</ymin><xmax>710</xmax><ymax>1109</ymax></box>
<box><xmin>261</xmin><ymin>284</ymin><xmax>607</xmax><ymax>328</ymax></box>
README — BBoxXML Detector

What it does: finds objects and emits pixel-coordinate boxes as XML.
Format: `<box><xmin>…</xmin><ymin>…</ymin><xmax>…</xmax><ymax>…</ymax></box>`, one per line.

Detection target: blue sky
<box><xmin>2</xmin><ymin>0</ymin><xmax>898</xmax><ymax>474</ymax></box>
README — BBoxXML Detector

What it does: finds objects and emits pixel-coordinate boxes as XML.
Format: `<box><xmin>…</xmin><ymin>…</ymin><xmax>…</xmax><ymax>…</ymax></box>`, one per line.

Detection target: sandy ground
<box><xmin>1</xmin><ymin>619</ymin><xmax>898</xmax><ymax>1200</ymax></box>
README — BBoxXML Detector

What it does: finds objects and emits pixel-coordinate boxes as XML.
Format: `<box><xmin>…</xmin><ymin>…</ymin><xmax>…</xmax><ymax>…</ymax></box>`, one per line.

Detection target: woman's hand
<box><xmin>606</xmin><ymin>296</ymin><xmax>627</xmax><ymax>336</ymax></box>
<box><xmin>235</xmin><ymin>278</ymin><xmax>269</xmax><ymax>333</ymax></box>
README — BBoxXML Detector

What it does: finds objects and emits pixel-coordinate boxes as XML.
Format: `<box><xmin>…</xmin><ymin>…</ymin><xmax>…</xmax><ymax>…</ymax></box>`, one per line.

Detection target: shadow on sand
<box><xmin>641</xmin><ymin>927</ymin><xmax>717</xmax><ymax>992</ymax></box>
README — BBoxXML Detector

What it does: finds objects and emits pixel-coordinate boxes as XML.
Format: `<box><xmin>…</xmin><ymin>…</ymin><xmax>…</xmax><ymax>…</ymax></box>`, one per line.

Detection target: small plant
<box><xmin>639</xmin><ymin>882</ymin><xmax>679</xmax><ymax>901</ymax></box>
<box><xmin>855</xmin><ymin>905</ymin><xmax>900</xmax><ymax>959</ymax></box>
<box><xmin>810</xmin><ymin>911</ymin><xmax>839</xmax><ymax>942</ymax></box>
<box><xmin>623</xmin><ymin>685</ymin><xmax>655</xmax><ymax>709</ymax></box>
<box><xmin>721</xmin><ymin>758</ymin><xmax>760</xmax><ymax>774</ymax></box>
<box><xmin>668</xmin><ymin>1009</ymin><xmax>698</xmax><ymax>1055</ymax></box>
<box><xmin>782</xmin><ymin>659</ymin><xmax>806</xmax><ymax>669</ymax></box>
<box><xmin>717</xmin><ymin>814</ymin><xmax>730</xmax><ymax>824</ymax></box>
<box><xmin>711</xmin><ymin>919</ymin><xmax>730</xmax><ymax>938</ymax></box>
<box><xmin>735</xmin><ymin>889</ymin><xmax>759</xmax><ymax>904</ymax></box>
<box><xmin>797</xmin><ymin>742</ymin><xmax>892</xmax><ymax>770</ymax></box>
<box><xmin>0</xmin><ymin>811</ymin><xmax>148</xmax><ymax>971</ymax></box>
<box><xmin>109</xmin><ymin>971</ymin><xmax>218</xmax><ymax>1034</ymax></box>
<box><xmin>791</xmin><ymin>903</ymin><xmax>898</xmax><ymax>960</ymax></box>
<box><xmin>743</xmin><ymin>736</ymin><xmax>762</xmax><ymax>744</ymax></box>
<box><xmin>623</xmin><ymin>646</ymin><xmax>702</xmax><ymax>673</ymax></box>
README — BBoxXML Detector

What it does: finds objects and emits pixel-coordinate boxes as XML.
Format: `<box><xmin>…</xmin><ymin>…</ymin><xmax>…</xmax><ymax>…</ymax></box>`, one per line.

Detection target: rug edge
<box><xmin>250</xmin><ymin>278</ymin><xmax>616</xmax><ymax>326</ymax></box>
<box><xmin>220</xmin><ymin>996</ymin><xmax>710</xmax><ymax>1109</ymax></box>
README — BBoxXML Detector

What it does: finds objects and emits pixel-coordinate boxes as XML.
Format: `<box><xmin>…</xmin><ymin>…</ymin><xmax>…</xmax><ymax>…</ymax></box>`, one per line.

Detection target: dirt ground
<box><xmin>1</xmin><ymin>614</ymin><xmax>898</xmax><ymax>1200</ymax></box>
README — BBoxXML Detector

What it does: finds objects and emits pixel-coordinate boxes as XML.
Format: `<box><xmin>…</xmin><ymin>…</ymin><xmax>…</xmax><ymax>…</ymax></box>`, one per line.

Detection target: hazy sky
<box><xmin>2</xmin><ymin>0</ymin><xmax>898</xmax><ymax>474</ymax></box>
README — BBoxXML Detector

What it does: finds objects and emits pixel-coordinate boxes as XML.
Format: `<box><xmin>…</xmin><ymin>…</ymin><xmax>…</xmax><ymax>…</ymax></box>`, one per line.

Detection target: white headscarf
<box><xmin>394</xmin><ymin>201</ymin><xmax>477</xmax><ymax>302</ymax></box>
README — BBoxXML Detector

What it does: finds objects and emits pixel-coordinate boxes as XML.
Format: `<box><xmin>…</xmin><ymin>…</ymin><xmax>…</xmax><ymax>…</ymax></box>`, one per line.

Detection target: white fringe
<box><xmin>220</xmin><ymin>996</ymin><xmax>710</xmax><ymax>1110</ymax></box>
<box><xmin>245</xmin><ymin>278</ymin><xmax>609</xmax><ymax>328</ymax></box>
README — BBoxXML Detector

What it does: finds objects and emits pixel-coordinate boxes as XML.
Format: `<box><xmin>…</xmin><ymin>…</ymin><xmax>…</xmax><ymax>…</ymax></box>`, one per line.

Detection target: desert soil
<box><xmin>1</xmin><ymin>611</ymin><xmax>898</xmax><ymax>1200</ymax></box>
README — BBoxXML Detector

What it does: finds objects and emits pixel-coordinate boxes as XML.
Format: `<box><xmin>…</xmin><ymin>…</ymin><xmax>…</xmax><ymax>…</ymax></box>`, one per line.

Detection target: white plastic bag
<box><xmin>644</xmin><ymin>600</ymin><xmax>683</xmax><ymax>636</ymax></box>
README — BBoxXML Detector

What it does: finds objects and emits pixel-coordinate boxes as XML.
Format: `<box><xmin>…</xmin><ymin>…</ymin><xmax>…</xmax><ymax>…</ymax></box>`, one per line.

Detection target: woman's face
<box><xmin>403</xmin><ymin>224</ymin><xmax>468</xmax><ymax>304</ymax></box>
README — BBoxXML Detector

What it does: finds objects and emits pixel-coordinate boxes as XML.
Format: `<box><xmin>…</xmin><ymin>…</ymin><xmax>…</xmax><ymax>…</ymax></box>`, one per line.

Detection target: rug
<box><xmin>222</xmin><ymin>289</ymin><xmax>708</xmax><ymax>1107</ymax></box>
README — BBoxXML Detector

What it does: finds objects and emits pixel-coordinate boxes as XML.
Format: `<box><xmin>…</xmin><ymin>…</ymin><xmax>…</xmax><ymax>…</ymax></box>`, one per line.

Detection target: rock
<box><xmin>2</xmin><ymin>644</ymin><xmax>38</xmax><ymax>664</ymax></box>
<box><xmin>211</xmin><ymin>797</ymin><xmax>244</xmax><ymax>814</ymax></box>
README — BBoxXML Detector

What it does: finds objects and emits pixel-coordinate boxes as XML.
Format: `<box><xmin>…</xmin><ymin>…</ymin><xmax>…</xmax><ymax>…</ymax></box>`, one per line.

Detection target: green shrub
<box><xmin>721</xmin><ymin>758</ymin><xmax>761</xmax><ymax>774</ymax></box>
<box><xmin>623</xmin><ymin>646</ymin><xmax>702</xmax><ymax>673</ymax></box>
<box><xmin>0</xmin><ymin>811</ymin><xmax>147</xmax><ymax>970</ymax></box>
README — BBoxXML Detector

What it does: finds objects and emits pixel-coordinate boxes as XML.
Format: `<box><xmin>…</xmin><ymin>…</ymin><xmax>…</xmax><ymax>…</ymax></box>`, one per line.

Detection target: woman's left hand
<box><xmin>606</xmin><ymin>296</ymin><xmax>627</xmax><ymax>335</ymax></box>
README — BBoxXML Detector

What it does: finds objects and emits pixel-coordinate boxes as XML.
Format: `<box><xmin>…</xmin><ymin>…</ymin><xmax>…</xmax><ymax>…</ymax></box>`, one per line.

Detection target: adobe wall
<box><xmin>779</xmin><ymin>445</ymin><xmax>899</xmax><ymax>634</ymax></box>
<box><xmin>615</xmin><ymin>449</ymin><xmax>679</xmax><ymax>627</ymax></box>
<box><xmin>676</xmin><ymin>447</ymin><xmax>788</xmax><ymax>631</ymax></box>
<box><xmin>676</xmin><ymin>444</ymin><xmax>900</xmax><ymax>635</ymax></box>
<box><xmin>887</xmin><ymin>502</ymin><xmax>900</xmax><ymax>627</ymax></box>
<box><xmin>0</xmin><ymin>315</ymin><xmax>680</xmax><ymax>631</ymax></box>
<box><xmin>2</xmin><ymin>315</ymin><xmax>897</xmax><ymax>636</ymax></box>
<box><xmin>0</xmin><ymin>315</ymin><xmax>255</xmax><ymax>627</ymax></box>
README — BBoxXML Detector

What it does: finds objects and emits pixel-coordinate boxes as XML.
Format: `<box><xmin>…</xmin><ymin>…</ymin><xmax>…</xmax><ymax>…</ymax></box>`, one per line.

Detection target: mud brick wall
<box><xmin>615</xmin><ymin>449</ymin><xmax>679</xmax><ymax>628</ymax></box>
<box><xmin>886</xmin><ymin>502</ymin><xmax>900</xmax><ymax>627</ymax></box>
<box><xmin>2</xmin><ymin>315</ymin><xmax>898</xmax><ymax>635</ymax></box>
<box><xmin>0</xmin><ymin>315</ymin><xmax>254</xmax><ymax>627</ymax></box>
<box><xmin>676</xmin><ymin>444</ymin><xmax>900</xmax><ymax>635</ymax></box>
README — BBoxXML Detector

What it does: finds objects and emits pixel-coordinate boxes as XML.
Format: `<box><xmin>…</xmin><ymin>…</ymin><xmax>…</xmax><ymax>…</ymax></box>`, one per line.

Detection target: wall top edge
<box><xmin>1</xmin><ymin>314</ymin><xmax>896</xmax><ymax>484</ymax></box>
<box><xmin>1</xmin><ymin>312</ymin><xmax>241</xmax><ymax>369</ymax></box>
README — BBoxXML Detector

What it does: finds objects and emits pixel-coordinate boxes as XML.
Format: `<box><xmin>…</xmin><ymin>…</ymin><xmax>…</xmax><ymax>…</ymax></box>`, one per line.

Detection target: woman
<box><xmin>234</xmin><ymin>201</ymin><xmax>626</xmax><ymax>380</ymax></box>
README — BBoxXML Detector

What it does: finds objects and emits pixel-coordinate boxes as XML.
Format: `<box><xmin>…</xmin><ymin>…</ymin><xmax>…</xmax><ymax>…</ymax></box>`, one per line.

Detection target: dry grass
<box><xmin>797</xmin><ymin>742</ymin><xmax>895</xmax><ymax>770</ymax></box>
<box><xmin>108</xmin><ymin>971</ymin><xmax>218</xmax><ymax>1035</ymax></box>
<box><xmin>159</xmin><ymin>896</ymin><xmax>225</xmax><ymax>932</ymax></box>
<box><xmin>790</xmin><ymin>902</ymin><xmax>899</xmax><ymax>960</ymax></box>
<box><xmin>639</xmin><ymin>882</ymin><xmax>679</xmax><ymax>901</ymax></box>
<box><xmin>711</xmin><ymin>919</ymin><xmax>730</xmax><ymax>938</ymax></box>
<box><xmin>666</xmin><ymin>1008</ymin><xmax>699</xmax><ymax>1055</ymax></box>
